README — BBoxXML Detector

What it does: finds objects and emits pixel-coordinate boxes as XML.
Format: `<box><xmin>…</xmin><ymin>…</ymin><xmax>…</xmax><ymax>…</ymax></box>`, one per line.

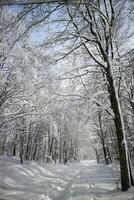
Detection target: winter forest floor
<box><xmin>0</xmin><ymin>157</ymin><xmax>134</xmax><ymax>200</ymax></box>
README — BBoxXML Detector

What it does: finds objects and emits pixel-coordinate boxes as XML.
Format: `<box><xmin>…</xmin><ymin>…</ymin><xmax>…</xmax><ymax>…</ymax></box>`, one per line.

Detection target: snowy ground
<box><xmin>0</xmin><ymin>157</ymin><xmax>134</xmax><ymax>200</ymax></box>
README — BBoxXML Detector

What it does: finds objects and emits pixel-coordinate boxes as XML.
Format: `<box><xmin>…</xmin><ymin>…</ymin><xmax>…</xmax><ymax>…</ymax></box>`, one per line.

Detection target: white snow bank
<box><xmin>0</xmin><ymin>157</ymin><xmax>134</xmax><ymax>200</ymax></box>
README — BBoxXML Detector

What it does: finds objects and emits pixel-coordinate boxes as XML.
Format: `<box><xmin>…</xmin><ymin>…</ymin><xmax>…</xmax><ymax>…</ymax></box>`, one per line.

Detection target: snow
<box><xmin>0</xmin><ymin>157</ymin><xmax>134</xmax><ymax>200</ymax></box>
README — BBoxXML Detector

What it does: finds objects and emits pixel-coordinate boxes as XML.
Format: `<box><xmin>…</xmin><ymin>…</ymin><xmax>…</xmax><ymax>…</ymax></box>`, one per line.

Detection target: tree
<box><xmin>1</xmin><ymin>0</ymin><xmax>134</xmax><ymax>191</ymax></box>
<box><xmin>52</xmin><ymin>0</ymin><xmax>134</xmax><ymax>191</ymax></box>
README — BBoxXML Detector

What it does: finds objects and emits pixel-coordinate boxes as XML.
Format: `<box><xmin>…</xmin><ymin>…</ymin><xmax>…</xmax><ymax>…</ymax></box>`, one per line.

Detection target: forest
<box><xmin>0</xmin><ymin>0</ymin><xmax>134</xmax><ymax>198</ymax></box>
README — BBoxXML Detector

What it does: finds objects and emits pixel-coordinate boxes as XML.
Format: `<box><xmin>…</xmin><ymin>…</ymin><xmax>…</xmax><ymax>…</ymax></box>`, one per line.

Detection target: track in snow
<box><xmin>54</xmin><ymin>160</ymin><xmax>116</xmax><ymax>200</ymax></box>
<box><xmin>0</xmin><ymin>158</ymin><xmax>134</xmax><ymax>200</ymax></box>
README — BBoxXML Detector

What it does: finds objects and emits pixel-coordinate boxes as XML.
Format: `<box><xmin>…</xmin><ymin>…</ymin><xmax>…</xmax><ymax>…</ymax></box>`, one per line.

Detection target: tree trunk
<box><xmin>106</xmin><ymin>66</ymin><xmax>133</xmax><ymax>191</ymax></box>
<box><xmin>98</xmin><ymin>113</ymin><xmax>109</xmax><ymax>165</ymax></box>
<box><xmin>94</xmin><ymin>149</ymin><xmax>100</xmax><ymax>163</ymax></box>
<box><xmin>128</xmin><ymin>152</ymin><xmax>134</xmax><ymax>186</ymax></box>
<box><xmin>101</xmin><ymin>139</ymin><xmax>109</xmax><ymax>165</ymax></box>
<box><xmin>13</xmin><ymin>145</ymin><xmax>16</xmax><ymax>156</ymax></box>
<box><xmin>20</xmin><ymin>143</ymin><xmax>23</xmax><ymax>164</ymax></box>
<box><xmin>59</xmin><ymin>132</ymin><xmax>62</xmax><ymax>163</ymax></box>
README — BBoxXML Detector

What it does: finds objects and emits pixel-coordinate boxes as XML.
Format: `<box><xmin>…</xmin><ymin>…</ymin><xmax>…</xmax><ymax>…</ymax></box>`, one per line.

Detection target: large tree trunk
<box><xmin>106</xmin><ymin>65</ymin><xmax>133</xmax><ymax>191</ymax></box>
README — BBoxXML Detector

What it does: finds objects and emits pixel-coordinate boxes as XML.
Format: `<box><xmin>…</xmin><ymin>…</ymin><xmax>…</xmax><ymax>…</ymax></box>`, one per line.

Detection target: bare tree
<box><xmin>57</xmin><ymin>0</ymin><xmax>134</xmax><ymax>191</ymax></box>
<box><xmin>0</xmin><ymin>0</ymin><xmax>134</xmax><ymax>191</ymax></box>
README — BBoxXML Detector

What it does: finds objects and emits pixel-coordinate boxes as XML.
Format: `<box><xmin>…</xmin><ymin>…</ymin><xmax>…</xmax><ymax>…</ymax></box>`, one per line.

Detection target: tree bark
<box><xmin>101</xmin><ymin>138</ymin><xmax>109</xmax><ymax>165</ymax></box>
<box><xmin>106</xmin><ymin>65</ymin><xmax>133</xmax><ymax>191</ymax></box>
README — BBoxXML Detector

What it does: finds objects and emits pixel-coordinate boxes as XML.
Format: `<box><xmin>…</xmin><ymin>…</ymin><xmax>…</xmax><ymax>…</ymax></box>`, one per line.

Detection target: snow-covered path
<box><xmin>54</xmin><ymin>161</ymin><xmax>116</xmax><ymax>200</ymax></box>
<box><xmin>0</xmin><ymin>158</ymin><xmax>134</xmax><ymax>200</ymax></box>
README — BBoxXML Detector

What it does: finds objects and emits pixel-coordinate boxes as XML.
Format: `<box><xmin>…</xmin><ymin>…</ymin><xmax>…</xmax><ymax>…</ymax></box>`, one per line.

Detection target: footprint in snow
<box><xmin>40</xmin><ymin>194</ymin><xmax>52</xmax><ymax>200</ymax></box>
<box><xmin>90</xmin><ymin>183</ymin><xmax>95</xmax><ymax>188</ymax></box>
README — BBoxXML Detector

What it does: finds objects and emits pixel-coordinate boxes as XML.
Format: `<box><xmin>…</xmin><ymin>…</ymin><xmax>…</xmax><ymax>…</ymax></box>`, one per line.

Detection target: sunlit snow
<box><xmin>0</xmin><ymin>157</ymin><xmax>134</xmax><ymax>200</ymax></box>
